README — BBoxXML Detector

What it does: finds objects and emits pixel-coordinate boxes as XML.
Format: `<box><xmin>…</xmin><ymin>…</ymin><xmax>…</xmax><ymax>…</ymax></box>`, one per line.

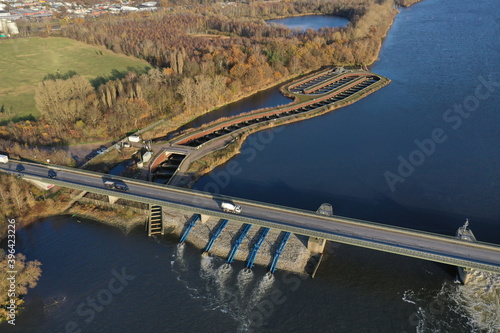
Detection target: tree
<box><xmin>0</xmin><ymin>250</ymin><xmax>42</xmax><ymax>323</ymax></box>
<box><xmin>8</xmin><ymin>181</ymin><xmax>24</xmax><ymax>209</ymax></box>
<box><xmin>35</xmin><ymin>75</ymin><xmax>94</xmax><ymax>125</ymax></box>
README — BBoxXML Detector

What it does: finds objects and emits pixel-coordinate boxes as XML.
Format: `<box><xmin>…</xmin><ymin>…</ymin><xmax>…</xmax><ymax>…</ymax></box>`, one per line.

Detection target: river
<box><xmin>2</xmin><ymin>0</ymin><xmax>499</xmax><ymax>332</ymax></box>
<box><xmin>267</xmin><ymin>15</ymin><xmax>349</xmax><ymax>32</ymax></box>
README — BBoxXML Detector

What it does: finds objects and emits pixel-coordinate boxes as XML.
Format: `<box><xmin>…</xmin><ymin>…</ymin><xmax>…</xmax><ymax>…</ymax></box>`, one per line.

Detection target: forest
<box><xmin>1</xmin><ymin>0</ymin><xmax>407</xmax><ymax>161</ymax></box>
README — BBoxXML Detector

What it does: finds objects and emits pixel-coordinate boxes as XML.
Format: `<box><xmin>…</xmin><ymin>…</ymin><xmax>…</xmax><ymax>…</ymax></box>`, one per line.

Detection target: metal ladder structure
<box><xmin>246</xmin><ymin>228</ymin><xmax>270</xmax><ymax>269</ymax></box>
<box><xmin>204</xmin><ymin>219</ymin><xmax>229</xmax><ymax>254</ymax></box>
<box><xmin>179</xmin><ymin>214</ymin><xmax>200</xmax><ymax>243</ymax></box>
<box><xmin>148</xmin><ymin>205</ymin><xmax>163</xmax><ymax>236</ymax></box>
<box><xmin>227</xmin><ymin>224</ymin><xmax>252</xmax><ymax>264</ymax></box>
<box><xmin>269</xmin><ymin>232</ymin><xmax>291</xmax><ymax>274</ymax></box>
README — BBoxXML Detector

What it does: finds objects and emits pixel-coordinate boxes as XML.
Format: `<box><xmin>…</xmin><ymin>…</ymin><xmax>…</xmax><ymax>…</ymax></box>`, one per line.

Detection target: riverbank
<box><xmin>0</xmin><ymin>187</ymin><xmax>147</xmax><ymax>241</ymax></box>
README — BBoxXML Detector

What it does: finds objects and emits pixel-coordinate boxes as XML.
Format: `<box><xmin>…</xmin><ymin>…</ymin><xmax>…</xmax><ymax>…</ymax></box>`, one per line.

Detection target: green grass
<box><xmin>0</xmin><ymin>37</ymin><xmax>151</xmax><ymax>121</ymax></box>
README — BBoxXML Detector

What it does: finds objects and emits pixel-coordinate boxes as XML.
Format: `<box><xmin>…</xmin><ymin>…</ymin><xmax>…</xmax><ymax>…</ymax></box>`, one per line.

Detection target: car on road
<box><xmin>104</xmin><ymin>180</ymin><xmax>129</xmax><ymax>191</ymax></box>
<box><xmin>16</xmin><ymin>164</ymin><xmax>25</xmax><ymax>172</ymax></box>
<box><xmin>48</xmin><ymin>169</ymin><xmax>57</xmax><ymax>179</ymax></box>
<box><xmin>114</xmin><ymin>183</ymin><xmax>128</xmax><ymax>191</ymax></box>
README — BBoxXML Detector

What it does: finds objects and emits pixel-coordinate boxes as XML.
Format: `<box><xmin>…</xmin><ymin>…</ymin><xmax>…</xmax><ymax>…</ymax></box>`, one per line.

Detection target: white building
<box><xmin>0</xmin><ymin>19</ymin><xmax>19</xmax><ymax>35</ymax></box>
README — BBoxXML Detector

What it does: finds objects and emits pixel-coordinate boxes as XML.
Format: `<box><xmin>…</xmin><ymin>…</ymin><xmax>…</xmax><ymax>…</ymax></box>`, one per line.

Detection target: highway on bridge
<box><xmin>2</xmin><ymin>161</ymin><xmax>500</xmax><ymax>274</ymax></box>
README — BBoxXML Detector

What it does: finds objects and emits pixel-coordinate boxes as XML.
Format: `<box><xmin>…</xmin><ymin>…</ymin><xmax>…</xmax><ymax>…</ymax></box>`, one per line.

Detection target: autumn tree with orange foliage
<box><xmin>0</xmin><ymin>250</ymin><xmax>42</xmax><ymax>324</ymax></box>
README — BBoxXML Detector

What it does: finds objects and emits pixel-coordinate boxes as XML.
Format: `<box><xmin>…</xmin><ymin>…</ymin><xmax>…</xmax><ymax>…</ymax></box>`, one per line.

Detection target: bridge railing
<box><xmin>12</xmin><ymin>162</ymin><xmax>500</xmax><ymax>254</ymax></box>
<box><xmin>10</xmin><ymin>170</ymin><xmax>500</xmax><ymax>273</ymax></box>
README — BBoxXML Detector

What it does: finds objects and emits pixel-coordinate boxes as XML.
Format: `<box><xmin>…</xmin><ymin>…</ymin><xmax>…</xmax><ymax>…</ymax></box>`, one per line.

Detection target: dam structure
<box><xmin>2</xmin><ymin>160</ymin><xmax>500</xmax><ymax>278</ymax></box>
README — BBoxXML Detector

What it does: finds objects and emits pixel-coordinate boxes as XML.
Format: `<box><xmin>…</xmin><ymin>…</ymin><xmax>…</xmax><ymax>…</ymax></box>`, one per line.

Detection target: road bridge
<box><xmin>2</xmin><ymin>161</ymin><xmax>500</xmax><ymax>275</ymax></box>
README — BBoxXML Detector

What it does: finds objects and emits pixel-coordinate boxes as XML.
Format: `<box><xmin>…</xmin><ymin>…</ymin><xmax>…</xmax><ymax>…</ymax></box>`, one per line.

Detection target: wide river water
<box><xmin>2</xmin><ymin>0</ymin><xmax>499</xmax><ymax>332</ymax></box>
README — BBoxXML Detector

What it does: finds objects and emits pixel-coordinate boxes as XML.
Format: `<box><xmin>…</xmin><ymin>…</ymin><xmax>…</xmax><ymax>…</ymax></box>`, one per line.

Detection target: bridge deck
<box><xmin>2</xmin><ymin>161</ymin><xmax>499</xmax><ymax>274</ymax></box>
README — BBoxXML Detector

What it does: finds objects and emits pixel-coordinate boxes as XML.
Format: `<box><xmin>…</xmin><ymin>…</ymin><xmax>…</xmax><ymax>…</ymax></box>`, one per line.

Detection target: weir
<box><xmin>246</xmin><ymin>228</ymin><xmax>270</xmax><ymax>269</ymax></box>
<box><xmin>179</xmin><ymin>214</ymin><xmax>200</xmax><ymax>243</ymax></box>
<box><xmin>204</xmin><ymin>219</ymin><xmax>229</xmax><ymax>253</ymax></box>
<box><xmin>227</xmin><ymin>224</ymin><xmax>252</xmax><ymax>264</ymax></box>
<box><xmin>269</xmin><ymin>232</ymin><xmax>291</xmax><ymax>274</ymax></box>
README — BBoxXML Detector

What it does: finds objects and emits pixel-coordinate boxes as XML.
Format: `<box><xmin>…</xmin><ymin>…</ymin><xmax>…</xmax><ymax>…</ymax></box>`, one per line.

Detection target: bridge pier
<box><xmin>308</xmin><ymin>203</ymin><xmax>332</xmax><ymax>253</ymax></box>
<box><xmin>200</xmin><ymin>214</ymin><xmax>210</xmax><ymax>224</ymax></box>
<box><xmin>308</xmin><ymin>237</ymin><xmax>326</xmax><ymax>253</ymax></box>
<box><xmin>108</xmin><ymin>195</ymin><xmax>119</xmax><ymax>204</ymax></box>
<box><xmin>305</xmin><ymin>203</ymin><xmax>333</xmax><ymax>277</ymax></box>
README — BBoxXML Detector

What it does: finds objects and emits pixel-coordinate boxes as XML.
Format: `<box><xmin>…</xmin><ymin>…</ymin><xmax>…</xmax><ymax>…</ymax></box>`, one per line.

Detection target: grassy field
<box><xmin>0</xmin><ymin>37</ymin><xmax>150</xmax><ymax>122</ymax></box>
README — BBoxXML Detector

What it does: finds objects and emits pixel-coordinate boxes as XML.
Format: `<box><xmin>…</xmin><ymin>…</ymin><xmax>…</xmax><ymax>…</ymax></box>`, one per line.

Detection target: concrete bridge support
<box><xmin>200</xmin><ymin>214</ymin><xmax>210</xmax><ymax>224</ymax></box>
<box><xmin>108</xmin><ymin>195</ymin><xmax>120</xmax><ymax>204</ymax></box>
<box><xmin>308</xmin><ymin>203</ymin><xmax>332</xmax><ymax>253</ymax></box>
<box><xmin>308</xmin><ymin>237</ymin><xmax>326</xmax><ymax>254</ymax></box>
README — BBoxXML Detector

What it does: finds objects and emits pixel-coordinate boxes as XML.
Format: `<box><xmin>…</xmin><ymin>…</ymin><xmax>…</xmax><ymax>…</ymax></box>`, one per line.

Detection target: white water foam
<box><xmin>170</xmin><ymin>250</ymin><xmax>281</xmax><ymax>333</ymax></box>
<box><xmin>452</xmin><ymin>270</ymin><xmax>500</xmax><ymax>333</ymax></box>
<box><xmin>237</xmin><ymin>269</ymin><xmax>254</xmax><ymax>299</ymax></box>
<box><xmin>402</xmin><ymin>290</ymin><xmax>416</xmax><ymax>305</ymax></box>
<box><xmin>247</xmin><ymin>274</ymin><xmax>275</xmax><ymax>309</ymax></box>
<box><xmin>200</xmin><ymin>255</ymin><xmax>215</xmax><ymax>279</ymax></box>
<box><xmin>172</xmin><ymin>243</ymin><xmax>187</xmax><ymax>271</ymax></box>
<box><xmin>403</xmin><ymin>270</ymin><xmax>499</xmax><ymax>333</ymax></box>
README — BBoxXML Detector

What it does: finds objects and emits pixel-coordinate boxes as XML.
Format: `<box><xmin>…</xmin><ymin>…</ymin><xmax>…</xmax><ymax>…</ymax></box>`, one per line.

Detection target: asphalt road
<box><xmin>2</xmin><ymin>161</ymin><xmax>499</xmax><ymax>273</ymax></box>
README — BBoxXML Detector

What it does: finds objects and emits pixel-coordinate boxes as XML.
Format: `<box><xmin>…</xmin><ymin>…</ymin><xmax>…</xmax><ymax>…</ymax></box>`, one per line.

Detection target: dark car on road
<box><xmin>16</xmin><ymin>164</ymin><xmax>25</xmax><ymax>172</ymax></box>
<box><xmin>48</xmin><ymin>169</ymin><xmax>57</xmax><ymax>179</ymax></box>
<box><xmin>114</xmin><ymin>183</ymin><xmax>129</xmax><ymax>191</ymax></box>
